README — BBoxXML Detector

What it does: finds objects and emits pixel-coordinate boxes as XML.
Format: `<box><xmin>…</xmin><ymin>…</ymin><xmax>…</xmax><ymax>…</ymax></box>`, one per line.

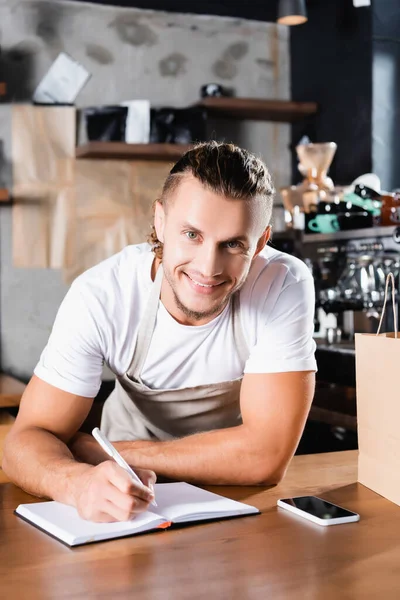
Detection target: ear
<box><xmin>253</xmin><ymin>226</ymin><xmax>271</xmax><ymax>260</ymax></box>
<box><xmin>154</xmin><ymin>201</ymin><xmax>166</xmax><ymax>243</ymax></box>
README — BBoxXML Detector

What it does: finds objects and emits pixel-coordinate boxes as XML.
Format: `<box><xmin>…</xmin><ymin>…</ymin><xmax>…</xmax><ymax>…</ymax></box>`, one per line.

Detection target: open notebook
<box><xmin>15</xmin><ymin>482</ymin><xmax>259</xmax><ymax>546</ymax></box>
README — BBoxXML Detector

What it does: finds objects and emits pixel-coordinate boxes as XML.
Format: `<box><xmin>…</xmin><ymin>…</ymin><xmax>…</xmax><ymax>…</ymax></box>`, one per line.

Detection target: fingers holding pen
<box><xmin>73</xmin><ymin>461</ymin><xmax>155</xmax><ymax>523</ymax></box>
<box><xmin>107</xmin><ymin>462</ymin><xmax>156</xmax><ymax>503</ymax></box>
<box><xmin>134</xmin><ymin>467</ymin><xmax>157</xmax><ymax>495</ymax></box>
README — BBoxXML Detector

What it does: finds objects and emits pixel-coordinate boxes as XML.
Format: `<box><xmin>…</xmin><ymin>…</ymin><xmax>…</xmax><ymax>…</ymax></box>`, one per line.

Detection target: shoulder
<box><xmin>71</xmin><ymin>243</ymin><xmax>153</xmax><ymax>304</ymax></box>
<box><xmin>240</xmin><ymin>246</ymin><xmax>316</xmax><ymax>374</ymax></box>
<box><xmin>243</xmin><ymin>245</ymin><xmax>313</xmax><ymax>299</ymax></box>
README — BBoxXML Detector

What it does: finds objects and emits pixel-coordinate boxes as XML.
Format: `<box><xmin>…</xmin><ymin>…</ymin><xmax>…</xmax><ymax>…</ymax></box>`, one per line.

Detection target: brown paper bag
<box><xmin>355</xmin><ymin>272</ymin><xmax>400</xmax><ymax>505</ymax></box>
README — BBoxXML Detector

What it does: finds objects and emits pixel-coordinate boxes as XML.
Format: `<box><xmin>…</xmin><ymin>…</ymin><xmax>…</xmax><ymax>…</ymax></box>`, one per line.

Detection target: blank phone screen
<box><xmin>280</xmin><ymin>497</ymin><xmax>357</xmax><ymax>519</ymax></box>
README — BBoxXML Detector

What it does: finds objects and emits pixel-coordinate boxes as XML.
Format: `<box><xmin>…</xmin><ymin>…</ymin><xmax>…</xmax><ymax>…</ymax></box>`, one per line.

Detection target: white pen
<box><xmin>92</xmin><ymin>427</ymin><xmax>157</xmax><ymax>507</ymax></box>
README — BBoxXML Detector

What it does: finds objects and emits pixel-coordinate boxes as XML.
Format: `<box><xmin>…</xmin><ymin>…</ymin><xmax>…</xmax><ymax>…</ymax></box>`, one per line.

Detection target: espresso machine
<box><xmin>301</xmin><ymin>225</ymin><xmax>400</xmax><ymax>343</ymax></box>
<box><xmin>276</xmin><ymin>138</ymin><xmax>400</xmax><ymax>343</ymax></box>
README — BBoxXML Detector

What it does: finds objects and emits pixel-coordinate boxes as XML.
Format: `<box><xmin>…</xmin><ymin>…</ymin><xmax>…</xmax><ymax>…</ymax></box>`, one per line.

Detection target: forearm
<box><xmin>115</xmin><ymin>425</ymin><xmax>283</xmax><ymax>486</ymax></box>
<box><xmin>69</xmin><ymin>431</ymin><xmax>109</xmax><ymax>465</ymax></box>
<box><xmin>2</xmin><ymin>427</ymin><xmax>91</xmax><ymax>504</ymax></box>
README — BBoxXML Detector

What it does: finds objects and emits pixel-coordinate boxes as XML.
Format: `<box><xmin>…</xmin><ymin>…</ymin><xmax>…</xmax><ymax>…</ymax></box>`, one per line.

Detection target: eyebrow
<box><xmin>180</xmin><ymin>222</ymin><xmax>250</xmax><ymax>244</ymax></box>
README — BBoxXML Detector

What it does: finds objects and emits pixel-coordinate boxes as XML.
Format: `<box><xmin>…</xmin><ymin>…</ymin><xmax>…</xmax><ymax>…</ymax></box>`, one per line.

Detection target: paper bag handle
<box><xmin>376</xmin><ymin>272</ymin><xmax>398</xmax><ymax>338</ymax></box>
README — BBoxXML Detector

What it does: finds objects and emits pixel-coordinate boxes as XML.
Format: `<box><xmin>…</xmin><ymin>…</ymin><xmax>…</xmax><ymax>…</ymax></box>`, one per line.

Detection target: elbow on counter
<box><xmin>245</xmin><ymin>459</ymin><xmax>288</xmax><ymax>487</ymax></box>
<box><xmin>1</xmin><ymin>437</ymin><xmax>12</xmax><ymax>478</ymax></box>
<box><xmin>1</xmin><ymin>457</ymin><xmax>13</xmax><ymax>481</ymax></box>
<box><xmin>1</xmin><ymin>427</ymin><xmax>24</xmax><ymax>481</ymax></box>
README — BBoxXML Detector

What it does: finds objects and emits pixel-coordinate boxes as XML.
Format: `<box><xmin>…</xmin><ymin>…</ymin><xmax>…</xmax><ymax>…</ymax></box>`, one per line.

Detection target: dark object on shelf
<box><xmin>84</xmin><ymin>105</ymin><xmax>128</xmax><ymax>142</ymax></box>
<box><xmin>150</xmin><ymin>107</ymin><xmax>207</xmax><ymax>144</ymax></box>
<box><xmin>304</xmin><ymin>210</ymin><xmax>374</xmax><ymax>234</ymax></box>
<box><xmin>354</xmin><ymin>183</ymin><xmax>381</xmax><ymax>200</ymax></box>
<box><xmin>200</xmin><ymin>83</ymin><xmax>232</xmax><ymax>98</ymax></box>
<box><xmin>337</xmin><ymin>210</ymin><xmax>373</xmax><ymax>231</ymax></box>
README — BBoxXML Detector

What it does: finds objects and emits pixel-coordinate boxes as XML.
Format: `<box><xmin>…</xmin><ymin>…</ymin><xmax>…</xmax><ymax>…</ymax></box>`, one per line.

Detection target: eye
<box><xmin>226</xmin><ymin>240</ymin><xmax>241</xmax><ymax>249</ymax></box>
<box><xmin>185</xmin><ymin>231</ymin><xmax>198</xmax><ymax>240</ymax></box>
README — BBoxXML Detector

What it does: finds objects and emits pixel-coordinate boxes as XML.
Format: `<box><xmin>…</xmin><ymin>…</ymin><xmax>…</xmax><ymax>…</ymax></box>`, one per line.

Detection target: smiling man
<box><xmin>3</xmin><ymin>142</ymin><xmax>316</xmax><ymax>523</ymax></box>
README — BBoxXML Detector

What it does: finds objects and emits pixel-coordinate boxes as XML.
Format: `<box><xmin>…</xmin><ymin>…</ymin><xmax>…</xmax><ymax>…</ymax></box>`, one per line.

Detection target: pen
<box><xmin>92</xmin><ymin>427</ymin><xmax>157</xmax><ymax>507</ymax></box>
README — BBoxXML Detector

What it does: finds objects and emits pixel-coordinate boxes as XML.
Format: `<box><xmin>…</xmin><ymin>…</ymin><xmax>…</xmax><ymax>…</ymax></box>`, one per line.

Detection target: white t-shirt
<box><xmin>34</xmin><ymin>243</ymin><xmax>317</xmax><ymax>398</ymax></box>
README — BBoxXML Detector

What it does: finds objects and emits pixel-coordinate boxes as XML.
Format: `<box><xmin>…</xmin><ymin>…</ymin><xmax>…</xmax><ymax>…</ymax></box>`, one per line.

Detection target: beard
<box><xmin>162</xmin><ymin>264</ymin><xmax>244</xmax><ymax>323</ymax></box>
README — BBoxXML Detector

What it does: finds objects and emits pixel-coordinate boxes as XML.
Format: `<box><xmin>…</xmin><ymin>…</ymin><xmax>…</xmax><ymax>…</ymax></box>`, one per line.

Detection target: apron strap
<box><xmin>127</xmin><ymin>263</ymin><xmax>250</xmax><ymax>380</ymax></box>
<box><xmin>127</xmin><ymin>262</ymin><xmax>164</xmax><ymax>379</ymax></box>
<box><xmin>232</xmin><ymin>292</ymin><xmax>250</xmax><ymax>364</ymax></box>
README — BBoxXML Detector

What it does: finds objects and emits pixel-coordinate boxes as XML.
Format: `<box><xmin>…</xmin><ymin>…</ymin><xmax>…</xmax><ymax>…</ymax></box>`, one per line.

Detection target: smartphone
<box><xmin>277</xmin><ymin>496</ymin><xmax>360</xmax><ymax>526</ymax></box>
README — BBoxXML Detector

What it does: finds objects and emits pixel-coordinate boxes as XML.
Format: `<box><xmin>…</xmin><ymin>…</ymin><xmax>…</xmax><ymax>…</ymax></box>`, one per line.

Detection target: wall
<box><xmin>290</xmin><ymin>0</ymin><xmax>372</xmax><ymax>186</ymax></box>
<box><xmin>0</xmin><ymin>0</ymin><xmax>290</xmax><ymax>380</ymax></box>
<box><xmin>372</xmin><ymin>0</ymin><xmax>400</xmax><ymax>191</ymax></box>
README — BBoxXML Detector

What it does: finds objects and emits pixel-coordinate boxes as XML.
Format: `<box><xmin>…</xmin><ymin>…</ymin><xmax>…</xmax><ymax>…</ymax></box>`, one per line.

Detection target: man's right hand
<box><xmin>2</xmin><ymin>378</ymin><xmax>159</xmax><ymax>514</ymax></box>
<box><xmin>72</xmin><ymin>461</ymin><xmax>156</xmax><ymax>523</ymax></box>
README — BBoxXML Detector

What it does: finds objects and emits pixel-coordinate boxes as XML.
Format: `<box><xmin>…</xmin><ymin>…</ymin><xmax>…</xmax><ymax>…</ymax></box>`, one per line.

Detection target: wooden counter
<box><xmin>0</xmin><ymin>374</ymin><xmax>26</xmax><ymax>482</ymax></box>
<box><xmin>1</xmin><ymin>450</ymin><xmax>399</xmax><ymax>599</ymax></box>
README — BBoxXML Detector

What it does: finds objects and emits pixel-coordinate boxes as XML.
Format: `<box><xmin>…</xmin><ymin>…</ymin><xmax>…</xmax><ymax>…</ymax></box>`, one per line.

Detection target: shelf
<box><xmin>197</xmin><ymin>97</ymin><xmax>318</xmax><ymax>122</ymax></box>
<box><xmin>271</xmin><ymin>225</ymin><xmax>399</xmax><ymax>244</ymax></box>
<box><xmin>75</xmin><ymin>99</ymin><xmax>317</xmax><ymax>160</ymax></box>
<box><xmin>302</xmin><ymin>225</ymin><xmax>398</xmax><ymax>244</ymax></box>
<box><xmin>76</xmin><ymin>142</ymin><xmax>191</xmax><ymax>161</ymax></box>
<box><xmin>0</xmin><ymin>374</ymin><xmax>26</xmax><ymax>408</ymax></box>
<box><xmin>0</xmin><ymin>189</ymin><xmax>9</xmax><ymax>202</ymax></box>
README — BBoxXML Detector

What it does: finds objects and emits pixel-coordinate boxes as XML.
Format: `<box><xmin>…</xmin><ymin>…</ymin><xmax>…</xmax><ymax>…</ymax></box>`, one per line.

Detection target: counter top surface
<box><xmin>2</xmin><ymin>450</ymin><xmax>400</xmax><ymax>599</ymax></box>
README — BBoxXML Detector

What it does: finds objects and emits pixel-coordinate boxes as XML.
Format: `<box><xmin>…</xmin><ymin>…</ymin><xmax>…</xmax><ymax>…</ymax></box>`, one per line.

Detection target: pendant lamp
<box><xmin>277</xmin><ymin>0</ymin><xmax>308</xmax><ymax>25</ymax></box>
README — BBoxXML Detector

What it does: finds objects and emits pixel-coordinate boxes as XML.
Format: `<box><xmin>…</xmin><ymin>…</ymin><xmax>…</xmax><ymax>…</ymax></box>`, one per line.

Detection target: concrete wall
<box><xmin>0</xmin><ymin>0</ymin><xmax>290</xmax><ymax>380</ymax></box>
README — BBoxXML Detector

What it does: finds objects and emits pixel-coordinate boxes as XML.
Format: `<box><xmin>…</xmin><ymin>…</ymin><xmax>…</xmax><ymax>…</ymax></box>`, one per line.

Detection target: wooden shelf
<box><xmin>75</xmin><ymin>99</ymin><xmax>317</xmax><ymax>160</ymax></box>
<box><xmin>0</xmin><ymin>189</ymin><xmax>9</xmax><ymax>202</ymax></box>
<box><xmin>0</xmin><ymin>374</ymin><xmax>26</xmax><ymax>408</ymax></box>
<box><xmin>197</xmin><ymin>97</ymin><xmax>318</xmax><ymax>122</ymax></box>
<box><xmin>76</xmin><ymin>142</ymin><xmax>191</xmax><ymax>161</ymax></box>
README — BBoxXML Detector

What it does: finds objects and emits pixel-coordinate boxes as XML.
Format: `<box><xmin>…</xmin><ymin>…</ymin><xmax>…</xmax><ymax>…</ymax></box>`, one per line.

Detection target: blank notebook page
<box><xmin>152</xmin><ymin>482</ymin><xmax>259</xmax><ymax>522</ymax></box>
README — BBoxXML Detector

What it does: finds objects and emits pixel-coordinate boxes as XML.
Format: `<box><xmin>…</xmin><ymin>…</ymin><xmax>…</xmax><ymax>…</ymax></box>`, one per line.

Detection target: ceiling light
<box><xmin>277</xmin><ymin>0</ymin><xmax>308</xmax><ymax>25</ymax></box>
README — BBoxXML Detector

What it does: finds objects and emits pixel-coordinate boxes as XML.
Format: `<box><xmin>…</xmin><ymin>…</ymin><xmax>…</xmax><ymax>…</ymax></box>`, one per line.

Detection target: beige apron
<box><xmin>101</xmin><ymin>264</ymin><xmax>249</xmax><ymax>441</ymax></box>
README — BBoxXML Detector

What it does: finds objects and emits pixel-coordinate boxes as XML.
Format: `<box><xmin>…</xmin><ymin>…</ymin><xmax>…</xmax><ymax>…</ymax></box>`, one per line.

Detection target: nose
<box><xmin>197</xmin><ymin>242</ymin><xmax>223</xmax><ymax>278</ymax></box>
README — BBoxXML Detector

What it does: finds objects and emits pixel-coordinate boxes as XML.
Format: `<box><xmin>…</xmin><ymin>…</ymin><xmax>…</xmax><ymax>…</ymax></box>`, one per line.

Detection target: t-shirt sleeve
<box><xmin>34</xmin><ymin>281</ymin><xmax>105</xmax><ymax>397</ymax></box>
<box><xmin>244</xmin><ymin>276</ymin><xmax>317</xmax><ymax>374</ymax></box>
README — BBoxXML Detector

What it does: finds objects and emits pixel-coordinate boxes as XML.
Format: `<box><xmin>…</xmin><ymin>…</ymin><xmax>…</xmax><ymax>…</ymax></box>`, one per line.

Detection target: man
<box><xmin>3</xmin><ymin>142</ymin><xmax>316</xmax><ymax>523</ymax></box>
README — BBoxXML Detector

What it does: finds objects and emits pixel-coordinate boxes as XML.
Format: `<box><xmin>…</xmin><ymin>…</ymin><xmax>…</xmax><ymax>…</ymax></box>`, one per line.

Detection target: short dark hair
<box><xmin>149</xmin><ymin>141</ymin><xmax>275</xmax><ymax>258</ymax></box>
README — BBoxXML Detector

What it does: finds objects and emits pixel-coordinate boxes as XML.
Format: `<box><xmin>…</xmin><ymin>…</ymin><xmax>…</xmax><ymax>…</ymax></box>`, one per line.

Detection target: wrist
<box><xmin>69</xmin><ymin>432</ymin><xmax>108</xmax><ymax>466</ymax></box>
<box><xmin>113</xmin><ymin>441</ymin><xmax>134</xmax><ymax>453</ymax></box>
<box><xmin>115</xmin><ymin>440</ymin><xmax>160</xmax><ymax>473</ymax></box>
<box><xmin>114</xmin><ymin>441</ymin><xmax>135</xmax><ymax>466</ymax></box>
